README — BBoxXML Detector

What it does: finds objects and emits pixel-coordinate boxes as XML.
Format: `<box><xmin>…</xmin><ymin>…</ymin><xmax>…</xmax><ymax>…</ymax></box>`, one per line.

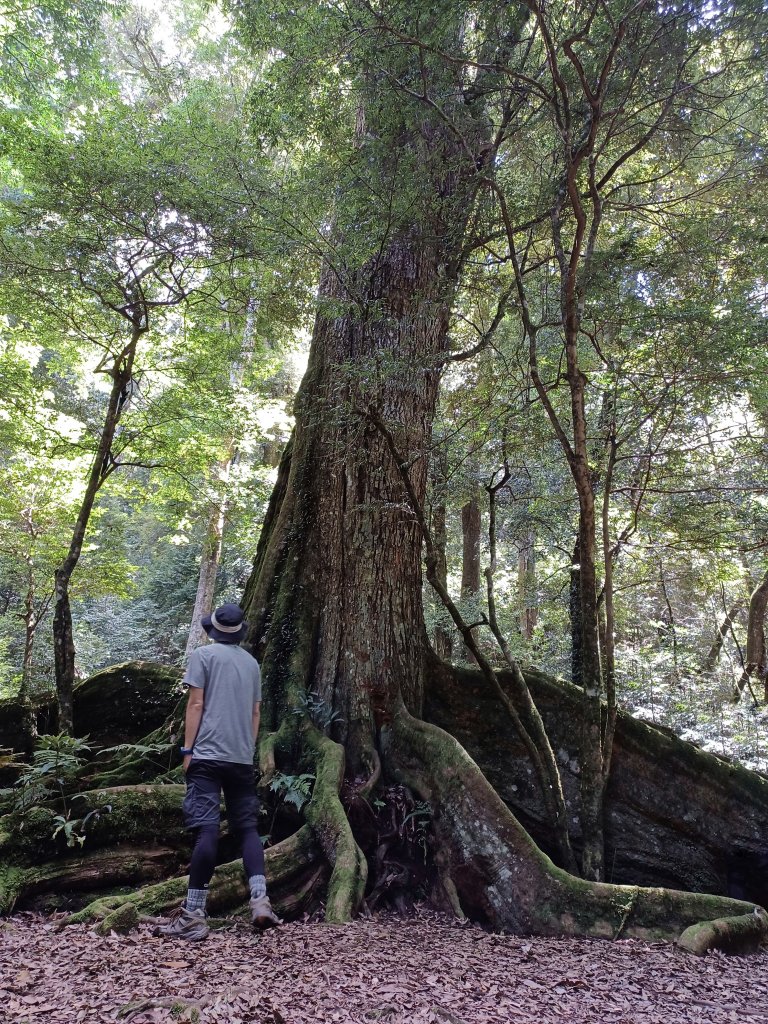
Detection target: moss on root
<box><xmin>0</xmin><ymin>864</ymin><xmax>32</xmax><ymax>915</ymax></box>
<box><xmin>95</xmin><ymin>902</ymin><xmax>140</xmax><ymax>935</ymax></box>
<box><xmin>677</xmin><ymin>908</ymin><xmax>768</xmax><ymax>955</ymax></box>
<box><xmin>303</xmin><ymin>725</ymin><xmax>367</xmax><ymax>923</ymax></box>
<box><xmin>382</xmin><ymin>701</ymin><xmax>768</xmax><ymax>953</ymax></box>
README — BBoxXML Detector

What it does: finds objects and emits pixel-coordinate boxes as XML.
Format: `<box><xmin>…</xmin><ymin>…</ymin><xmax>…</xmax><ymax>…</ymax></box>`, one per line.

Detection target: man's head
<box><xmin>202</xmin><ymin>602</ymin><xmax>248</xmax><ymax>644</ymax></box>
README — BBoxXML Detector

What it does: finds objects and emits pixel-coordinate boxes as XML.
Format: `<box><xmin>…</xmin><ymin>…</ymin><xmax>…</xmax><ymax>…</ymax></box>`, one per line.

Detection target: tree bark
<box><xmin>460</xmin><ymin>497</ymin><xmax>482</xmax><ymax>662</ymax></box>
<box><xmin>738</xmin><ymin>569</ymin><xmax>768</xmax><ymax>700</ymax></box>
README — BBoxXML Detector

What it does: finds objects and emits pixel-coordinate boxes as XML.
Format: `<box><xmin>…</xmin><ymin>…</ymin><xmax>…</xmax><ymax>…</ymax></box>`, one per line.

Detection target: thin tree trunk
<box><xmin>484</xmin><ymin>472</ymin><xmax>577</xmax><ymax>872</ymax></box>
<box><xmin>658</xmin><ymin>563</ymin><xmax>679</xmax><ymax>682</ymax></box>
<box><xmin>701</xmin><ymin>595</ymin><xmax>744</xmax><ymax>676</ymax></box>
<box><xmin>460</xmin><ymin>497</ymin><xmax>482</xmax><ymax>662</ymax></box>
<box><xmin>184</xmin><ymin>460</ymin><xmax>230</xmax><ymax>659</ymax></box>
<box><xmin>735</xmin><ymin>569</ymin><xmax>768</xmax><ymax>701</ymax></box>
<box><xmin>53</xmin><ymin>329</ymin><xmax>141</xmax><ymax>733</ymax></box>
<box><xmin>19</xmin><ymin>566</ymin><xmax>39</xmax><ymax>754</ymax></box>
<box><xmin>431</xmin><ymin>500</ymin><xmax>453</xmax><ymax>662</ymax></box>
<box><xmin>568</xmin><ymin>540</ymin><xmax>582</xmax><ymax>686</ymax></box>
<box><xmin>517</xmin><ymin>531</ymin><xmax>537</xmax><ymax>641</ymax></box>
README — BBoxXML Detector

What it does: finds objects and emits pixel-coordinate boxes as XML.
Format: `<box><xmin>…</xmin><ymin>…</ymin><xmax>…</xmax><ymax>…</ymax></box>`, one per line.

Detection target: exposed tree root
<box><xmin>258</xmin><ymin>729</ymin><xmax>280</xmax><ymax>787</ymax></box>
<box><xmin>117</xmin><ymin>994</ymin><xmax>210</xmax><ymax>1020</ymax></box>
<box><xmin>382</xmin><ymin>702</ymin><xmax>768</xmax><ymax>951</ymax></box>
<box><xmin>426</xmin><ymin>655</ymin><xmax>768</xmax><ymax>903</ymax></box>
<box><xmin>677</xmin><ymin>908</ymin><xmax>768</xmax><ymax>956</ymax></box>
<box><xmin>65</xmin><ymin>824</ymin><xmax>324</xmax><ymax>926</ymax></box>
<box><xmin>303</xmin><ymin>725</ymin><xmax>367</xmax><ymax>922</ymax></box>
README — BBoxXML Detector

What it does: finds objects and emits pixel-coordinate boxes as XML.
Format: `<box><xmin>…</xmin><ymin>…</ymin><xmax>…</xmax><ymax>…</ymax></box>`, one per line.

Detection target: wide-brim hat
<box><xmin>202</xmin><ymin>602</ymin><xmax>248</xmax><ymax>644</ymax></box>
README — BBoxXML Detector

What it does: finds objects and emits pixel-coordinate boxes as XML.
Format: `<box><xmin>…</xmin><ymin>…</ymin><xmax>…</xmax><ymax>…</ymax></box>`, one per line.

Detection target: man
<box><xmin>158</xmin><ymin>602</ymin><xmax>282</xmax><ymax>941</ymax></box>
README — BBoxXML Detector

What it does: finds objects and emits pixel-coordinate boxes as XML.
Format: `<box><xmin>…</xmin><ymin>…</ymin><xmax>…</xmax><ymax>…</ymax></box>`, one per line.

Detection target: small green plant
<box><xmin>292</xmin><ymin>690</ymin><xmax>345</xmax><ymax>731</ymax></box>
<box><xmin>269</xmin><ymin>771</ymin><xmax>315</xmax><ymax>811</ymax></box>
<box><xmin>52</xmin><ymin>799</ymin><xmax>112</xmax><ymax>849</ymax></box>
<box><xmin>0</xmin><ymin>734</ymin><xmax>109</xmax><ymax>851</ymax></box>
<box><xmin>263</xmin><ymin>771</ymin><xmax>316</xmax><ymax>846</ymax></box>
<box><xmin>11</xmin><ymin>734</ymin><xmax>91</xmax><ymax>813</ymax></box>
<box><xmin>402</xmin><ymin>800</ymin><xmax>432</xmax><ymax>861</ymax></box>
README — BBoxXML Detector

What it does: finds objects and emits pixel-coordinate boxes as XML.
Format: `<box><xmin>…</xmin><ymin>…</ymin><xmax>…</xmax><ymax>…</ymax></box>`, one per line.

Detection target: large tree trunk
<box><xmin>234</xmin><ymin>205</ymin><xmax>765</xmax><ymax>948</ymax></box>
<box><xmin>242</xmin><ymin>237</ymin><xmax>453</xmax><ymax>775</ymax></box>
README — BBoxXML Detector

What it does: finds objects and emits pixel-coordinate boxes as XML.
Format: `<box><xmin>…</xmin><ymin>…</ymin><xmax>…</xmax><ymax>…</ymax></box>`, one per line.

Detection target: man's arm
<box><xmin>183</xmin><ymin>686</ymin><xmax>205</xmax><ymax>772</ymax></box>
<box><xmin>252</xmin><ymin>701</ymin><xmax>261</xmax><ymax>747</ymax></box>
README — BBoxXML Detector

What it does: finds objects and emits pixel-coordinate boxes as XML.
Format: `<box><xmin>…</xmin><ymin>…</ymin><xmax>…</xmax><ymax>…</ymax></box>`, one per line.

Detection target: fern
<box><xmin>269</xmin><ymin>771</ymin><xmax>315</xmax><ymax>811</ymax></box>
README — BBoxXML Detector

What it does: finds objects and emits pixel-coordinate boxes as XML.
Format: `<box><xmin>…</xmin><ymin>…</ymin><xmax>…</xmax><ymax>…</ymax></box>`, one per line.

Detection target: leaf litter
<box><xmin>0</xmin><ymin>905</ymin><xmax>766</xmax><ymax>1023</ymax></box>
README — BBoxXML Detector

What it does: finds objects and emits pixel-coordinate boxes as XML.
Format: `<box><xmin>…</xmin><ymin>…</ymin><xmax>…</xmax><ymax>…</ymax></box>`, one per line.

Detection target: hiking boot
<box><xmin>154</xmin><ymin>905</ymin><xmax>209</xmax><ymax>941</ymax></box>
<box><xmin>250</xmin><ymin>895</ymin><xmax>282</xmax><ymax>930</ymax></box>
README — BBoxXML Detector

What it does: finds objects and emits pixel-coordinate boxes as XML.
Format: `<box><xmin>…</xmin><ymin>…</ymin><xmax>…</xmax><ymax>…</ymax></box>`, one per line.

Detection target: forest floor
<box><xmin>1</xmin><ymin>905</ymin><xmax>767</xmax><ymax>1024</ymax></box>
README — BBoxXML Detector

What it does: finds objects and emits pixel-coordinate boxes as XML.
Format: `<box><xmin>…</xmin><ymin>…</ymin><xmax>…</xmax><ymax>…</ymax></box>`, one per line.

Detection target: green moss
<box><xmin>0</xmin><ymin>863</ymin><xmax>31</xmax><ymax>915</ymax></box>
<box><xmin>303</xmin><ymin>726</ymin><xmax>367</xmax><ymax>922</ymax></box>
<box><xmin>678</xmin><ymin>909</ymin><xmax>768</xmax><ymax>955</ymax></box>
<box><xmin>96</xmin><ymin>901</ymin><xmax>140</xmax><ymax>935</ymax></box>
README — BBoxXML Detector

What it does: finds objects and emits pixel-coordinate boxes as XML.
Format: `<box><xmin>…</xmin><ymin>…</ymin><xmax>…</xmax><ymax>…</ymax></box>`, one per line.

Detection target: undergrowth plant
<box><xmin>292</xmin><ymin>690</ymin><xmax>344</xmax><ymax>731</ymax></box>
<box><xmin>0</xmin><ymin>734</ymin><xmax>112</xmax><ymax>849</ymax></box>
<box><xmin>6</xmin><ymin>734</ymin><xmax>90</xmax><ymax>813</ymax></box>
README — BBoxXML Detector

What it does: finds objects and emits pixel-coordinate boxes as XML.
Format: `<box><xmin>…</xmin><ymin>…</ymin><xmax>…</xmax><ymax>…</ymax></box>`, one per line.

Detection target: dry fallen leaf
<box><xmin>1</xmin><ymin>906</ymin><xmax>768</xmax><ymax>1024</ymax></box>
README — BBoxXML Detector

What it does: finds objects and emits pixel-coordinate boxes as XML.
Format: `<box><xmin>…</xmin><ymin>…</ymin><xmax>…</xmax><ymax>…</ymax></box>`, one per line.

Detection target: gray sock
<box><xmin>249</xmin><ymin>874</ymin><xmax>267</xmax><ymax>899</ymax></box>
<box><xmin>185</xmin><ymin>888</ymin><xmax>208</xmax><ymax>913</ymax></box>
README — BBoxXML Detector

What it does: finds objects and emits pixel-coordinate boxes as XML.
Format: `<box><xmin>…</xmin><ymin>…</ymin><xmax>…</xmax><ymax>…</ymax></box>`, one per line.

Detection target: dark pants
<box><xmin>183</xmin><ymin>759</ymin><xmax>265</xmax><ymax>890</ymax></box>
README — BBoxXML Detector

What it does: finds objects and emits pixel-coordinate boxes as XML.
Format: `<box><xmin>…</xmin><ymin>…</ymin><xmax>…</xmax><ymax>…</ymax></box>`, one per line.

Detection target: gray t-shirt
<box><xmin>183</xmin><ymin>643</ymin><xmax>262</xmax><ymax>765</ymax></box>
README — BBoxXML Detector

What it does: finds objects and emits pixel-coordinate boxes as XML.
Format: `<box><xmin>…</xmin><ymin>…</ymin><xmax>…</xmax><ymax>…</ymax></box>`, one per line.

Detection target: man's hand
<box><xmin>183</xmin><ymin>754</ymin><xmax>193</xmax><ymax>774</ymax></box>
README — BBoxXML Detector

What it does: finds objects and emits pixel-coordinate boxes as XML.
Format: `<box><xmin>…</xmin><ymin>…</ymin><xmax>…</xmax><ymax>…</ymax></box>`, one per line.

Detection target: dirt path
<box><xmin>1</xmin><ymin>907</ymin><xmax>767</xmax><ymax>1023</ymax></box>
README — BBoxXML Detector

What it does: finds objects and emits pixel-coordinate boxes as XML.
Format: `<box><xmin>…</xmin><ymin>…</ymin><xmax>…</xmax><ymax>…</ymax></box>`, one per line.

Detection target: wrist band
<box><xmin>180</xmin><ymin>747</ymin><xmax>194</xmax><ymax>755</ymax></box>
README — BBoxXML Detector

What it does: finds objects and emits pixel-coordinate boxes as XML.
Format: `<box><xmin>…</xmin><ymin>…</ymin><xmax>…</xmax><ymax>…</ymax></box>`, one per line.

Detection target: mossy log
<box><xmin>0</xmin><ymin>784</ymin><xmax>188</xmax><ymax>911</ymax></box>
<box><xmin>0</xmin><ymin>845</ymin><xmax>185</xmax><ymax>915</ymax></box>
<box><xmin>425</xmin><ymin>655</ymin><xmax>768</xmax><ymax>905</ymax></box>
<box><xmin>0</xmin><ymin>785</ymin><xmax>186</xmax><ymax>865</ymax></box>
